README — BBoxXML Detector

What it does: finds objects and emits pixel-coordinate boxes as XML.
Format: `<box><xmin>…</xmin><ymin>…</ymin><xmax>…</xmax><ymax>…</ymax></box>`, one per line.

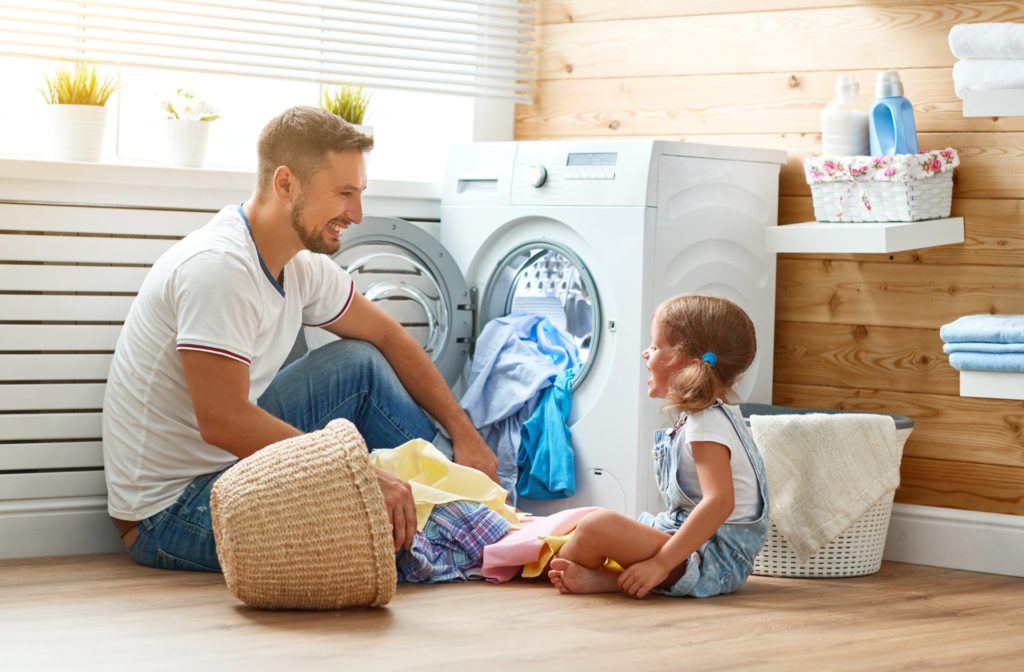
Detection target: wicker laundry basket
<box><xmin>804</xmin><ymin>149</ymin><xmax>958</xmax><ymax>223</ymax></box>
<box><xmin>739</xmin><ymin>404</ymin><xmax>913</xmax><ymax>578</ymax></box>
<box><xmin>210</xmin><ymin>419</ymin><xmax>396</xmax><ymax>609</ymax></box>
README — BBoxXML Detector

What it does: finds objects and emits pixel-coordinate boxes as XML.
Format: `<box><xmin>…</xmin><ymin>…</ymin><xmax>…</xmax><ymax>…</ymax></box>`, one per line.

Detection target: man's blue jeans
<box><xmin>126</xmin><ymin>339</ymin><xmax>451</xmax><ymax>571</ymax></box>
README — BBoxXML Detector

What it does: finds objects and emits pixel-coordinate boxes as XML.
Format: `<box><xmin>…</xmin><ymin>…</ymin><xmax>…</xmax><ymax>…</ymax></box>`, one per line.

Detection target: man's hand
<box><xmin>451</xmin><ymin>433</ymin><xmax>499</xmax><ymax>483</ymax></box>
<box><xmin>617</xmin><ymin>556</ymin><xmax>673</xmax><ymax>599</ymax></box>
<box><xmin>372</xmin><ymin>467</ymin><xmax>417</xmax><ymax>551</ymax></box>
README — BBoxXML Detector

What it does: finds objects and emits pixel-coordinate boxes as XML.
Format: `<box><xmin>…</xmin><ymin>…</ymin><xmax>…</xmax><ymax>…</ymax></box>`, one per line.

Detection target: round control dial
<box><xmin>525</xmin><ymin>164</ymin><xmax>548</xmax><ymax>188</ymax></box>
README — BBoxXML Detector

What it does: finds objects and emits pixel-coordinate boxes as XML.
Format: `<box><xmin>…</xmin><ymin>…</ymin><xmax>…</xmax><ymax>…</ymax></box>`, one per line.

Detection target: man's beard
<box><xmin>290</xmin><ymin>197</ymin><xmax>340</xmax><ymax>255</ymax></box>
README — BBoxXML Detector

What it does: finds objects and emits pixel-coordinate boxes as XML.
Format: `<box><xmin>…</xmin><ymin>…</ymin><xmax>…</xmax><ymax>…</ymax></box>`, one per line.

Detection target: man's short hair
<box><xmin>256</xmin><ymin>106</ymin><xmax>374</xmax><ymax>191</ymax></box>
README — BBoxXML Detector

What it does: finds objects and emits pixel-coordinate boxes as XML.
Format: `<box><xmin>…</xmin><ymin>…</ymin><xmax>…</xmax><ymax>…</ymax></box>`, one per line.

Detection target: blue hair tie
<box><xmin>701</xmin><ymin>352</ymin><xmax>718</xmax><ymax>367</ymax></box>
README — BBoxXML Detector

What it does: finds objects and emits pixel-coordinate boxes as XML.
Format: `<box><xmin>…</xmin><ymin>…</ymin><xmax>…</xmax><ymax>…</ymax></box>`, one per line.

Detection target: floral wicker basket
<box><xmin>752</xmin><ymin>425</ymin><xmax>912</xmax><ymax>578</ymax></box>
<box><xmin>804</xmin><ymin>148</ymin><xmax>959</xmax><ymax>223</ymax></box>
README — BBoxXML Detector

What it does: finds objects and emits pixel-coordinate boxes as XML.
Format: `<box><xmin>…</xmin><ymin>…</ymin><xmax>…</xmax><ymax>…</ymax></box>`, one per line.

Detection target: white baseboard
<box><xmin>0</xmin><ymin>496</ymin><xmax>122</xmax><ymax>560</ymax></box>
<box><xmin>3</xmin><ymin>497</ymin><xmax>1022</xmax><ymax>575</ymax></box>
<box><xmin>884</xmin><ymin>503</ymin><xmax>1024</xmax><ymax>577</ymax></box>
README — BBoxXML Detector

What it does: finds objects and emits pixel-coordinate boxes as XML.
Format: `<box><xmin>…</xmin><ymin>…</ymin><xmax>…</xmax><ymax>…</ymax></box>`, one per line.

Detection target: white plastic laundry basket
<box><xmin>739</xmin><ymin>404</ymin><xmax>913</xmax><ymax>579</ymax></box>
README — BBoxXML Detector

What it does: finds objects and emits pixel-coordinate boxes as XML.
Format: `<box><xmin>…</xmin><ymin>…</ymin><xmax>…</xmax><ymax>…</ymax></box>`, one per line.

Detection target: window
<box><xmin>0</xmin><ymin>1</ymin><xmax>535</xmax><ymax>183</ymax></box>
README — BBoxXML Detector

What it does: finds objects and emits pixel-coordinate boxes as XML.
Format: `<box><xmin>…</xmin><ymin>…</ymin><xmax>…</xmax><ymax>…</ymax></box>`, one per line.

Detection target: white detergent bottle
<box><xmin>820</xmin><ymin>74</ymin><xmax>869</xmax><ymax>157</ymax></box>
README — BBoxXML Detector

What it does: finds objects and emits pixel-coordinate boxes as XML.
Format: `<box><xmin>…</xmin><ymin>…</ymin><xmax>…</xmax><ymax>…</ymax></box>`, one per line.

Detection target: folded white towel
<box><xmin>750</xmin><ymin>413</ymin><xmax>900</xmax><ymax>563</ymax></box>
<box><xmin>950</xmin><ymin>23</ymin><xmax>1024</xmax><ymax>60</ymax></box>
<box><xmin>953</xmin><ymin>59</ymin><xmax>1024</xmax><ymax>98</ymax></box>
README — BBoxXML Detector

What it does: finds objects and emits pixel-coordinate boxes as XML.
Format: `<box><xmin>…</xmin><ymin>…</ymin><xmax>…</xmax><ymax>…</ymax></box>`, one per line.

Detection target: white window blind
<box><xmin>0</xmin><ymin>0</ymin><xmax>536</xmax><ymax>100</ymax></box>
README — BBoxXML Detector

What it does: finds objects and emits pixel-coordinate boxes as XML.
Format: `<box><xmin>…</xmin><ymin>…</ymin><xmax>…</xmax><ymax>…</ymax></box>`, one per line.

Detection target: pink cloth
<box><xmin>480</xmin><ymin>506</ymin><xmax>600</xmax><ymax>582</ymax></box>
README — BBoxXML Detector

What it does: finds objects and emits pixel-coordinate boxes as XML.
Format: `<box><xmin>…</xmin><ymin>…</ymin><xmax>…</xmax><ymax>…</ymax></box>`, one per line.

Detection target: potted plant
<box><xmin>162</xmin><ymin>88</ymin><xmax>220</xmax><ymax>168</ymax></box>
<box><xmin>319</xmin><ymin>84</ymin><xmax>372</xmax><ymax>135</ymax></box>
<box><xmin>40</xmin><ymin>62</ymin><xmax>119</xmax><ymax>162</ymax></box>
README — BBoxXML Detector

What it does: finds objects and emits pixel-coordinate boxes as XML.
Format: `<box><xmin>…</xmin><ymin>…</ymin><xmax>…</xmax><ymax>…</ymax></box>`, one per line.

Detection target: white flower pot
<box><xmin>46</xmin><ymin>104</ymin><xmax>108</xmax><ymax>162</ymax></box>
<box><xmin>165</xmin><ymin>119</ymin><xmax>212</xmax><ymax>168</ymax></box>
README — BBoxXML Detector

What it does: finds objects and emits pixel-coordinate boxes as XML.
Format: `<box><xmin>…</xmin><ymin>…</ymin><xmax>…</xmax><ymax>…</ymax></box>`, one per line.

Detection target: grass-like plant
<box><xmin>319</xmin><ymin>84</ymin><xmax>371</xmax><ymax>125</ymax></box>
<box><xmin>40</xmin><ymin>62</ymin><xmax>119</xmax><ymax>106</ymax></box>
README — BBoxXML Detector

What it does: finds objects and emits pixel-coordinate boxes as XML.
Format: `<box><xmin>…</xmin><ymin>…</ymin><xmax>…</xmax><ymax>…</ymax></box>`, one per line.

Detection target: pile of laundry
<box><xmin>370</xmin><ymin>438</ymin><xmax>597</xmax><ymax>584</ymax></box>
<box><xmin>949</xmin><ymin>23</ymin><xmax>1024</xmax><ymax>99</ymax></box>
<box><xmin>940</xmin><ymin>314</ymin><xmax>1024</xmax><ymax>373</ymax></box>
<box><xmin>459</xmin><ymin>312</ymin><xmax>581</xmax><ymax>503</ymax></box>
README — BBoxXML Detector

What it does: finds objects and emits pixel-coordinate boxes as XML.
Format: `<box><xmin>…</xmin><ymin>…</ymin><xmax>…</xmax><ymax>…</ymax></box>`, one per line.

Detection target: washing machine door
<box><xmin>308</xmin><ymin>216</ymin><xmax>472</xmax><ymax>387</ymax></box>
<box><xmin>477</xmin><ymin>241</ymin><xmax>602</xmax><ymax>388</ymax></box>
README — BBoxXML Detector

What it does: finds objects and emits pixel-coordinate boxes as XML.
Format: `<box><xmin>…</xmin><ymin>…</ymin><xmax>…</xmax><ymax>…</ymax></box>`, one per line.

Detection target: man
<box><xmin>102</xmin><ymin>106</ymin><xmax>498</xmax><ymax>571</ymax></box>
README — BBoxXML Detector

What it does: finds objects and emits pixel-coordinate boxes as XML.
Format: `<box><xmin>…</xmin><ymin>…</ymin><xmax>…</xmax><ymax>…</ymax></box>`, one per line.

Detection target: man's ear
<box><xmin>271</xmin><ymin>166</ymin><xmax>298</xmax><ymax>204</ymax></box>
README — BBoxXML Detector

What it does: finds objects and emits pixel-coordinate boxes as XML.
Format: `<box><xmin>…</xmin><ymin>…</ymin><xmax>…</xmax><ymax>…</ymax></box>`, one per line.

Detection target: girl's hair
<box><xmin>656</xmin><ymin>294</ymin><xmax>757</xmax><ymax>414</ymax></box>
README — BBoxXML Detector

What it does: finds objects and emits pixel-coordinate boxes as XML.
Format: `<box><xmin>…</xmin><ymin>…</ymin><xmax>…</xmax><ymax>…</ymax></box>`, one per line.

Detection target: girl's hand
<box><xmin>618</xmin><ymin>557</ymin><xmax>671</xmax><ymax>599</ymax></box>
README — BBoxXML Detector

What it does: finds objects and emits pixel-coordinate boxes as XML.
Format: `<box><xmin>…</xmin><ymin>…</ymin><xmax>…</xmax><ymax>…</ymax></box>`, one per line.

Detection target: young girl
<box><xmin>548</xmin><ymin>294</ymin><xmax>769</xmax><ymax>599</ymax></box>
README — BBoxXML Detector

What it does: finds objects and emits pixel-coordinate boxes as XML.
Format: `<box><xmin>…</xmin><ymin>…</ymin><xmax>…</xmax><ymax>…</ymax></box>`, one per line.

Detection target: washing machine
<box><xmin>316</xmin><ymin>139</ymin><xmax>786</xmax><ymax>518</ymax></box>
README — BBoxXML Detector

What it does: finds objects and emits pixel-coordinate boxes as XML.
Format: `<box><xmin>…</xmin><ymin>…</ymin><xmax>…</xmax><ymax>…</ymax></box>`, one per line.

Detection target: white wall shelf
<box><xmin>962</xmin><ymin>89</ymin><xmax>1024</xmax><ymax>117</ymax></box>
<box><xmin>959</xmin><ymin>371</ymin><xmax>1024</xmax><ymax>400</ymax></box>
<box><xmin>766</xmin><ymin>217</ymin><xmax>964</xmax><ymax>254</ymax></box>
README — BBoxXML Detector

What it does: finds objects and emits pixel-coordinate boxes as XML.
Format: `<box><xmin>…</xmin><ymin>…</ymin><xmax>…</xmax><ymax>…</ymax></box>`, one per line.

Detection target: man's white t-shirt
<box><xmin>674</xmin><ymin>404</ymin><xmax>762</xmax><ymax>523</ymax></box>
<box><xmin>102</xmin><ymin>205</ymin><xmax>355</xmax><ymax>521</ymax></box>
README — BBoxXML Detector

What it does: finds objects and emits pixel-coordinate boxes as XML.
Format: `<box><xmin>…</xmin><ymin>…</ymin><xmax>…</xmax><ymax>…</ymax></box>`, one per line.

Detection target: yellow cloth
<box><xmin>369</xmin><ymin>439</ymin><xmax>518</xmax><ymax>530</ymax></box>
<box><xmin>522</xmin><ymin>533</ymin><xmax>571</xmax><ymax>578</ymax></box>
<box><xmin>523</xmin><ymin>532</ymin><xmax>624</xmax><ymax>577</ymax></box>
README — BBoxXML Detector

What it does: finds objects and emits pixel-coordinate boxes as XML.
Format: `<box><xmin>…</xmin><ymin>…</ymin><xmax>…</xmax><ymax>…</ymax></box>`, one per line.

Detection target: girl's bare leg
<box><xmin>547</xmin><ymin>510</ymin><xmax>684</xmax><ymax>595</ymax></box>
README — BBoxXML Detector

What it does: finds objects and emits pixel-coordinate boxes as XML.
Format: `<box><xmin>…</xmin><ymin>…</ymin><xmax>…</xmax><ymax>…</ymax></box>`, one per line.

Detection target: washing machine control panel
<box><xmin>510</xmin><ymin>142</ymin><xmax>655</xmax><ymax>206</ymax></box>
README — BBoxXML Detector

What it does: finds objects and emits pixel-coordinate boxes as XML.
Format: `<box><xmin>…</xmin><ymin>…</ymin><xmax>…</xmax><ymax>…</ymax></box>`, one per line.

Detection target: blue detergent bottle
<box><xmin>869</xmin><ymin>70</ymin><xmax>918</xmax><ymax>155</ymax></box>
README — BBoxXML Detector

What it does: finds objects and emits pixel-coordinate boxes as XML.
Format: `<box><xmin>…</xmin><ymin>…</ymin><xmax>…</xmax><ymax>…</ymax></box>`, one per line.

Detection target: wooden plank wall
<box><xmin>517</xmin><ymin>0</ymin><xmax>1024</xmax><ymax>516</ymax></box>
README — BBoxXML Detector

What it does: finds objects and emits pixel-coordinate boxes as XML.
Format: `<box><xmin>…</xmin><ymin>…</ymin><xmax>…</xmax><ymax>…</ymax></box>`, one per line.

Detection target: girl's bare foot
<box><xmin>547</xmin><ymin>558</ymin><xmax>620</xmax><ymax>594</ymax></box>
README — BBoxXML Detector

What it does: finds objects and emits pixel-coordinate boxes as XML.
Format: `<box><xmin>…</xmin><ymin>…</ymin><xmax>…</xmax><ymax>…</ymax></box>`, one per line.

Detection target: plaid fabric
<box><xmin>396</xmin><ymin>500</ymin><xmax>512</xmax><ymax>583</ymax></box>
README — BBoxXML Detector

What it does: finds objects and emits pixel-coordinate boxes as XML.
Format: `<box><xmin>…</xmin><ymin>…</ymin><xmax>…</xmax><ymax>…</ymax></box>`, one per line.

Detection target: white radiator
<box><xmin>0</xmin><ymin>201</ymin><xmax>214</xmax><ymax>558</ymax></box>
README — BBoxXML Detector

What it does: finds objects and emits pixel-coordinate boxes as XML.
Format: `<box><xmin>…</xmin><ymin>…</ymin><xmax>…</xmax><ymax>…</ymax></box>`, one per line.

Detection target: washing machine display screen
<box><xmin>566</xmin><ymin>152</ymin><xmax>617</xmax><ymax>166</ymax></box>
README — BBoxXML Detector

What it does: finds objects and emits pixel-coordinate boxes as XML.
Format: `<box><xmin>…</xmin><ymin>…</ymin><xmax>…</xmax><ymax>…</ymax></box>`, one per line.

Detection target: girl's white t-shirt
<box><xmin>674</xmin><ymin>404</ymin><xmax>761</xmax><ymax>523</ymax></box>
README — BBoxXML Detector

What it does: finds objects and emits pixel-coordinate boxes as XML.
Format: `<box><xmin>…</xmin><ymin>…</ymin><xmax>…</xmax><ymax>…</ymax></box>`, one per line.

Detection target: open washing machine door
<box><xmin>304</xmin><ymin>216</ymin><xmax>472</xmax><ymax>387</ymax></box>
<box><xmin>311</xmin><ymin>219</ymin><xmax>605</xmax><ymax>391</ymax></box>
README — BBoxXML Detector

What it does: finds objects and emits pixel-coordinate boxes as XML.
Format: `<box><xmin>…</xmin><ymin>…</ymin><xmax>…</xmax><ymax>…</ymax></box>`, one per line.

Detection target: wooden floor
<box><xmin>2</xmin><ymin>554</ymin><xmax>1022</xmax><ymax>671</ymax></box>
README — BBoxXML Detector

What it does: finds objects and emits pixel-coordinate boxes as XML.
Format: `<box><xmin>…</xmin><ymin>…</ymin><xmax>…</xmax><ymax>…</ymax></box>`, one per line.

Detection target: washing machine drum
<box><xmin>324</xmin><ymin>216</ymin><xmax>601</xmax><ymax>387</ymax></box>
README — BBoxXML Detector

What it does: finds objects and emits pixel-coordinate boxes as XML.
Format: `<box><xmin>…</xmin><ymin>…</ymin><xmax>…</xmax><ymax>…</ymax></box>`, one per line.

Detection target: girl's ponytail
<box><xmin>665</xmin><ymin>357</ymin><xmax>720</xmax><ymax>414</ymax></box>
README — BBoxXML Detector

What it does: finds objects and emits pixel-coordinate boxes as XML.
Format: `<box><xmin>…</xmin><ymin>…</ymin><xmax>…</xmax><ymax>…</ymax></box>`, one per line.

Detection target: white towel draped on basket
<box><xmin>749</xmin><ymin>413</ymin><xmax>900</xmax><ymax>563</ymax></box>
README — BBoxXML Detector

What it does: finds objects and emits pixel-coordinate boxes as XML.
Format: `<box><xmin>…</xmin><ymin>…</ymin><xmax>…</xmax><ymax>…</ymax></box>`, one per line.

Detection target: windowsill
<box><xmin>0</xmin><ymin>155</ymin><xmax>442</xmax><ymax>219</ymax></box>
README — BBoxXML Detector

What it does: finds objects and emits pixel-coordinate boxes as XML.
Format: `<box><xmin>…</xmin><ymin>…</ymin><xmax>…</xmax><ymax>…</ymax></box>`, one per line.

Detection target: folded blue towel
<box><xmin>948</xmin><ymin>352</ymin><xmax>1024</xmax><ymax>373</ymax></box>
<box><xmin>940</xmin><ymin>314</ymin><xmax>1024</xmax><ymax>344</ymax></box>
<box><xmin>944</xmin><ymin>342</ymin><xmax>1024</xmax><ymax>354</ymax></box>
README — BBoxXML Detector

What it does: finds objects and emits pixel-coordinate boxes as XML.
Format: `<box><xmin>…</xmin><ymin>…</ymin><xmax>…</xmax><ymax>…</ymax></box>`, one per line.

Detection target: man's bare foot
<box><xmin>547</xmin><ymin>558</ymin><xmax>620</xmax><ymax>594</ymax></box>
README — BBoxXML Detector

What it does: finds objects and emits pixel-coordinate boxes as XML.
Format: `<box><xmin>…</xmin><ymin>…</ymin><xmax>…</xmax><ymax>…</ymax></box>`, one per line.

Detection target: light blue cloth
<box><xmin>943</xmin><ymin>342</ymin><xmax>1024</xmax><ymax>354</ymax></box>
<box><xmin>940</xmin><ymin>314</ymin><xmax>1024</xmax><ymax>344</ymax></box>
<box><xmin>516</xmin><ymin>365</ymin><xmax>579</xmax><ymax>501</ymax></box>
<box><xmin>460</xmin><ymin>313</ymin><xmax>580</xmax><ymax>497</ymax></box>
<box><xmin>948</xmin><ymin>352</ymin><xmax>1024</xmax><ymax>373</ymax></box>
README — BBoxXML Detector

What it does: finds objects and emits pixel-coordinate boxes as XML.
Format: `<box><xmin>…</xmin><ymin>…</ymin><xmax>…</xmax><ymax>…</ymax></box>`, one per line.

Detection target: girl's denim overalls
<box><xmin>639</xmin><ymin>402</ymin><xmax>770</xmax><ymax>598</ymax></box>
